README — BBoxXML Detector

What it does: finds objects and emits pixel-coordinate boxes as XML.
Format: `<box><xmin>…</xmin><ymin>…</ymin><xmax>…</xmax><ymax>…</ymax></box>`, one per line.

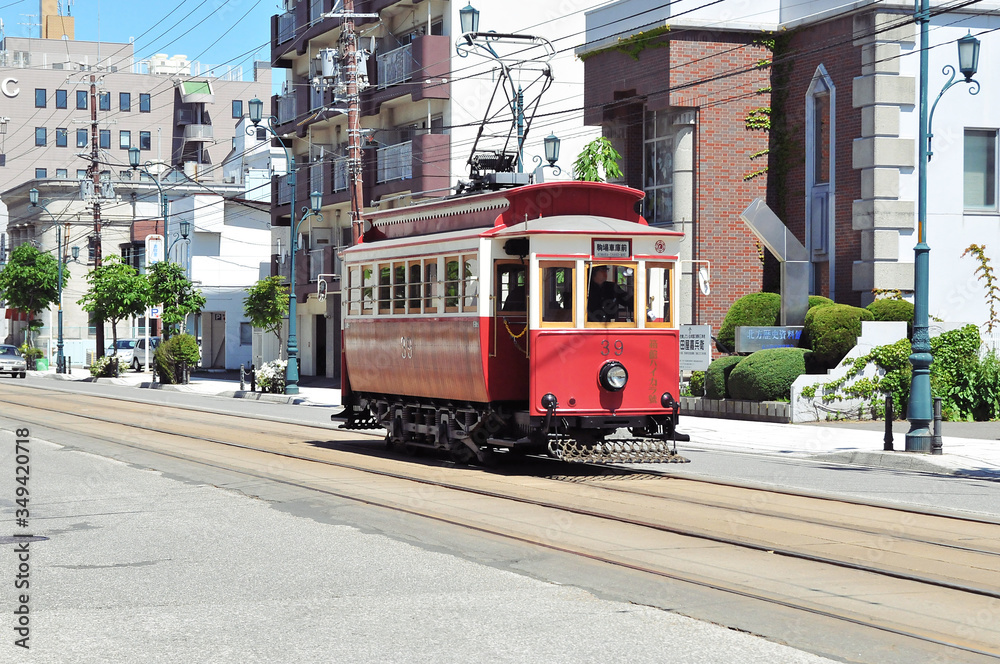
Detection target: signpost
<box><xmin>144</xmin><ymin>235</ymin><xmax>164</xmax><ymax>371</ymax></box>
<box><xmin>679</xmin><ymin>324</ymin><xmax>712</xmax><ymax>371</ymax></box>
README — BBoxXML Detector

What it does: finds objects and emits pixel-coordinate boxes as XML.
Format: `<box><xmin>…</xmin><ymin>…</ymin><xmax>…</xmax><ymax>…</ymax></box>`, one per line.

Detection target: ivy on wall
<box><xmin>578</xmin><ymin>25</ymin><xmax>671</xmax><ymax>62</ymax></box>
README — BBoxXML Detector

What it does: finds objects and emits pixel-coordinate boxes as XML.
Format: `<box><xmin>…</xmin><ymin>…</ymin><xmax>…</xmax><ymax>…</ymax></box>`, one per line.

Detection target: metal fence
<box><xmin>377</xmin><ymin>44</ymin><xmax>413</xmax><ymax>89</ymax></box>
<box><xmin>377</xmin><ymin>141</ymin><xmax>412</xmax><ymax>183</ymax></box>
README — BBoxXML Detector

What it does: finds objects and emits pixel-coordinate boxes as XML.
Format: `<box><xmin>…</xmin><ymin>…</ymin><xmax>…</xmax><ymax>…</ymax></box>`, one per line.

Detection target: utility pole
<box><xmin>89</xmin><ymin>74</ymin><xmax>105</xmax><ymax>359</ymax></box>
<box><xmin>340</xmin><ymin>0</ymin><xmax>371</xmax><ymax>245</ymax></box>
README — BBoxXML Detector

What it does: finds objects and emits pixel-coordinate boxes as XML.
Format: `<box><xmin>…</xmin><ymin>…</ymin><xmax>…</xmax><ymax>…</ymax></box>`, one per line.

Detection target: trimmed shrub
<box><xmin>705</xmin><ymin>355</ymin><xmax>743</xmax><ymax>399</ymax></box>
<box><xmin>866</xmin><ymin>298</ymin><xmax>914</xmax><ymax>337</ymax></box>
<box><xmin>89</xmin><ymin>355</ymin><xmax>125</xmax><ymax>378</ymax></box>
<box><xmin>728</xmin><ymin>348</ymin><xmax>810</xmax><ymax>401</ymax></box>
<box><xmin>717</xmin><ymin>293</ymin><xmax>781</xmax><ymax>352</ymax></box>
<box><xmin>809</xmin><ymin>295</ymin><xmax>835</xmax><ymax>309</ymax></box>
<box><xmin>804</xmin><ymin>304</ymin><xmax>874</xmax><ymax>369</ymax></box>
<box><xmin>154</xmin><ymin>333</ymin><xmax>201</xmax><ymax>384</ymax></box>
<box><xmin>688</xmin><ymin>371</ymin><xmax>705</xmax><ymax>397</ymax></box>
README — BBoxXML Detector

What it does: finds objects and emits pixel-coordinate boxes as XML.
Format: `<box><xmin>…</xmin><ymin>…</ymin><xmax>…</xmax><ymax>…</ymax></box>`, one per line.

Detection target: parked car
<box><xmin>106</xmin><ymin>338</ymin><xmax>161</xmax><ymax>371</ymax></box>
<box><xmin>0</xmin><ymin>345</ymin><xmax>27</xmax><ymax>378</ymax></box>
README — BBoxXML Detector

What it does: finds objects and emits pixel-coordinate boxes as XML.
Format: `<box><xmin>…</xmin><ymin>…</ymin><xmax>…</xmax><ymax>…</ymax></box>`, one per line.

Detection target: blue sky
<box><xmin>2</xmin><ymin>0</ymin><xmax>277</xmax><ymax>75</ymax></box>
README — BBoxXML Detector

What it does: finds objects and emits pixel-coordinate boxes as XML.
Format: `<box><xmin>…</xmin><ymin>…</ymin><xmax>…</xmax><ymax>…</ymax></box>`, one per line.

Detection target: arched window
<box><xmin>805</xmin><ymin>65</ymin><xmax>836</xmax><ymax>297</ymax></box>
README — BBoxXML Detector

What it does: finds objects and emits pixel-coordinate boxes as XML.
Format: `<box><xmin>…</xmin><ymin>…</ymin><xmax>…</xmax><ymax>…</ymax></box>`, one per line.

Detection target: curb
<box><xmin>811</xmin><ymin>450</ymin><xmax>1000</xmax><ymax>478</ymax></box>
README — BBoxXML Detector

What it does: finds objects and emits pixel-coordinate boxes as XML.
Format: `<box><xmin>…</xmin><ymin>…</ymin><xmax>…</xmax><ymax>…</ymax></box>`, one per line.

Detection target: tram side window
<box><xmin>424</xmin><ymin>261</ymin><xmax>439</xmax><ymax>313</ymax></box>
<box><xmin>463</xmin><ymin>255</ymin><xmax>479</xmax><ymax>312</ymax></box>
<box><xmin>393</xmin><ymin>263</ymin><xmax>407</xmax><ymax>314</ymax></box>
<box><xmin>587</xmin><ymin>263</ymin><xmax>636</xmax><ymax>325</ymax></box>
<box><xmin>497</xmin><ymin>263</ymin><xmax>526</xmax><ymax>313</ymax></box>
<box><xmin>378</xmin><ymin>266</ymin><xmax>391</xmax><ymax>314</ymax></box>
<box><xmin>444</xmin><ymin>257</ymin><xmax>461</xmax><ymax>311</ymax></box>
<box><xmin>408</xmin><ymin>262</ymin><xmax>422</xmax><ymax>313</ymax></box>
<box><xmin>348</xmin><ymin>266</ymin><xmax>361</xmax><ymax>315</ymax></box>
<box><xmin>362</xmin><ymin>265</ymin><xmax>376</xmax><ymax>315</ymax></box>
<box><xmin>541</xmin><ymin>264</ymin><xmax>574</xmax><ymax>324</ymax></box>
<box><xmin>645</xmin><ymin>263</ymin><xmax>674</xmax><ymax>327</ymax></box>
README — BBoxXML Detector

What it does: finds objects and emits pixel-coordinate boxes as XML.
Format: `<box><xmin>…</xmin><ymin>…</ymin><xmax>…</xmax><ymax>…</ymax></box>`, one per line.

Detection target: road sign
<box><xmin>679</xmin><ymin>324</ymin><xmax>712</xmax><ymax>371</ymax></box>
<box><xmin>145</xmin><ymin>234</ymin><xmax>164</xmax><ymax>265</ymax></box>
<box><xmin>149</xmin><ymin>306</ymin><xmax>161</xmax><ymax>320</ymax></box>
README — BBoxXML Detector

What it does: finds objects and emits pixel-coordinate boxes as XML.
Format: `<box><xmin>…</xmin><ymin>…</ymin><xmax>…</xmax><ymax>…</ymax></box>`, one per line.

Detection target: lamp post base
<box><xmin>904</xmin><ymin>429</ymin><xmax>932</xmax><ymax>453</ymax></box>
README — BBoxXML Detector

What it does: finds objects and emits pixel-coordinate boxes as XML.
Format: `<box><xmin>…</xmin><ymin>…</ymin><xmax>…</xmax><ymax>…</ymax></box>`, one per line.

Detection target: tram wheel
<box><xmin>386</xmin><ymin>414</ymin><xmax>406</xmax><ymax>452</ymax></box>
<box><xmin>442</xmin><ymin>420</ymin><xmax>474</xmax><ymax>464</ymax></box>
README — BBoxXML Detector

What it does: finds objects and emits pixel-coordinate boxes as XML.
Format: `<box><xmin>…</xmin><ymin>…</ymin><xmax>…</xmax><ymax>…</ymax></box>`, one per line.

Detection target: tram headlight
<box><xmin>599</xmin><ymin>361</ymin><xmax>628</xmax><ymax>392</ymax></box>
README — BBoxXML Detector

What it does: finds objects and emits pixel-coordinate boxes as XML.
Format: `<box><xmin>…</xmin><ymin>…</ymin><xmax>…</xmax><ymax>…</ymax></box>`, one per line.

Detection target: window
<box><xmin>77</xmin><ymin>128</ymin><xmax>88</xmax><ymax>147</ymax></box>
<box><xmin>444</xmin><ymin>257</ymin><xmax>460</xmax><ymax>311</ymax></box>
<box><xmin>35</xmin><ymin>168</ymin><xmax>47</xmax><ymax>179</ymax></box>
<box><xmin>77</xmin><ymin>169</ymin><xmax>88</xmax><ymax>180</ymax></box>
<box><xmin>645</xmin><ymin>263</ymin><xmax>674</xmax><ymax>327</ymax></box>
<box><xmin>99</xmin><ymin>92</ymin><xmax>110</xmax><ymax>111</ymax></box>
<box><xmin>424</xmin><ymin>261</ymin><xmax>438</xmax><ymax>312</ymax></box>
<box><xmin>586</xmin><ymin>263</ymin><xmax>636</xmax><ymax>326</ymax></box>
<box><xmin>76</xmin><ymin>90</ymin><xmax>87</xmax><ymax>109</ymax></box>
<box><xmin>119</xmin><ymin>130</ymin><xmax>131</xmax><ymax>149</ymax></box>
<box><xmin>35</xmin><ymin>88</ymin><xmax>46</xmax><ymax>108</ymax></box>
<box><xmin>463</xmin><ymin>256</ymin><xmax>479</xmax><ymax>311</ymax></box>
<box><xmin>56</xmin><ymin>168</ymin><xmax>68</xmax><ymax>179</ymax></box>
<box><xmin>232</xmin><ymin>99</ymin><xmax>243</xmax><ymax>118</ymax></box>
<box><xmin>56</xmin><ymin>127</ymin><xmax>68</xmax><ymax>147</ymax></box>
<box><xmin>540</xmin><ymin>263</ymin><xmax>574</xmax><ymax>325</ymax></box>
<box><xmin>56</xmin><ymin>89</ymin><xmax>67</xmax><ymax>109</ymax></box>
<box><xmin>393</xmin><ymin>262</ymin><xmax>406</xmax><ymax>313</ymax></box>
<box><xmin>119</xmin><ymin>92</ymin><xmax>131</xmax><ymax>112</ymax></box>
<box><xmin>35</xmin><ymin>127</ymin><xmax>46</xmax><ymax>146</ymax></box>
<box><xmin>139</xmin><ymin>131</ymin><xmax>151</xmax><ymax>150</ymax></box>
<box><xmin>100</xmin><ymin>130</ymin><xmax>111</xmax><ymax>149</ymax></box>
<box><xmin>119</xmin><ymin>170</ymin><xmax>132</xmax><ymax>180</ymax></box>
<box><xmin>965</xmin><ymin>129</ymin><xmax>997</xmax><ymax>211</ymax></box>
<box><xmin>498</xmin><ymin>263</ymin><xmax>527</xmax><ymax>313</ymax></box>
<box><xmin>139</xmin><ymin>93</ymin><xmax>150</xmax><ymax>113</ymax></box>
<box><xmin>240</xmin><ymin>322</ymin><xmax>252</xmax><ymax>345</ymax></box>
<box><xmin>643</xmin><ymin>110</ymin><xmax>675</xmax><ymax>225</ymax></box>
<box><xmin>378</xmin><ymin>265</ymin><xmax>391</xmax><ymax>314</ymax></box>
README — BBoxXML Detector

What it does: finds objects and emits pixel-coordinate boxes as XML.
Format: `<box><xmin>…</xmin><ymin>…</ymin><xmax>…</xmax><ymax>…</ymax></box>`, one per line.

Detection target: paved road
<box><xmin>0</xmin><ymin>427</ymin><xmax>840</xmax><ymax>663</ymax></box>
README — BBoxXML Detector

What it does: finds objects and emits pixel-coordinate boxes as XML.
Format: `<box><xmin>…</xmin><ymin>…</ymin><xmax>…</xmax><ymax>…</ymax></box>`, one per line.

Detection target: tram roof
<box><xmin>487</xmin><ymin>215</ymin><xmax>684</xmax><ymax>238</ymax></box>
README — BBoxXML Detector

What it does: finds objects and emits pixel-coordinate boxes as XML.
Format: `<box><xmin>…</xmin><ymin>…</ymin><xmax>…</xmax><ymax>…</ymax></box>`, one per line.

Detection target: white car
<box><xmin>106</xmin><ymin>338</ymin><xmax>161</xmax><ymax>371</ymax></box>
<box><xmin>0</xmin><ymin>345</ymin><xmax>27</xmax><ymax>378</ymax></box>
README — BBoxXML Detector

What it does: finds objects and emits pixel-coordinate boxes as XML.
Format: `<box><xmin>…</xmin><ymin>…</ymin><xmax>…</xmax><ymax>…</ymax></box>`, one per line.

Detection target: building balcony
<box><xmin>182</xmin><ymin>124</ymin><xmax>214</xmax><ymax>142</ymax></box>
<box><xmin>363</xmin><ymin>35</ymin><xmax>451</xmax><ymax>115</ymax></box>
<box><xmin>371</xmin><ymin>132</ymin><xmax>450</xmax><ymax>201</ymax></box>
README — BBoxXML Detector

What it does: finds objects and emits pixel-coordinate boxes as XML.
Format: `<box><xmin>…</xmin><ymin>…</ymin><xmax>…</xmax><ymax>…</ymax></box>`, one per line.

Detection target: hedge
<box><xmin>717</xmin><ymin>293</ymin><xmax>781</xmax><ymax>352</ymax></box>
<box><xmin>154</xmin><ymin>333</ymin><xmax>201</xmax><ymax>384</ymax></box>
<box><xmin>705</xmin><ymin>355</ymin><xmax>743</xmax><ymax>399</ymax></box>
<box><xmin>804</xmin><ymin>304</ymin><xmax>874</xmax><ymax>369</ymax></box>
<box><xmin>728</xmin><ymin>348</ymin><xmax>810</xmax><ymax>401</ymax></box>
<box><xmin>866</xmin><ymin>298</ymin><xmax>914</xmax><ymax>337</ymax></box>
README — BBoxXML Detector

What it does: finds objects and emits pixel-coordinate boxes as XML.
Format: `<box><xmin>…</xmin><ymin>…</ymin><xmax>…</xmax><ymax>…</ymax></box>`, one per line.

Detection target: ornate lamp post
<box><xmin>28</xmin><ymin>187</ymin><xmax>65</xmax><ymax>373</ymax></box>
<box><xmin>167</xmin><ymin>219</ymin><xmax>192</xmax><ymax>259</ymax></box>
<box><xmin>531</xmin><ymin>132</ymin><xmax>562</xmax><ymax>181</ymax></box>
<box><xmin>907</xmin><ymin>11</ymin><xmax>981</xmax><ymax>453</ymax></box>
<box><xmin>128</xmin><ymin>146</ymin><xmax>169</xmax><ymax>247</ymax></box>
<box><xmin>285</xmin><ymin>191</ymin><xmax>323</xmax><ymax>395</ymax></box>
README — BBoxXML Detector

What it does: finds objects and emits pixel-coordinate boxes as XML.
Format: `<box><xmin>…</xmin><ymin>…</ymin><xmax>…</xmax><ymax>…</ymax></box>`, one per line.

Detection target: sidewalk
<box><xmin>24</xmin><ymin>367</ymin><xmax>1000</xmax><ymax>479</ymax></box>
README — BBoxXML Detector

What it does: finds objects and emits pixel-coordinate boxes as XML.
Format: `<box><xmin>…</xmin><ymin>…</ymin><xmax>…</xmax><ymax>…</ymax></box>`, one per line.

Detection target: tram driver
<box><xmin>587</xmin><ymin>265</ymin><xmax>632</xmax><ymax>322</ymax></box>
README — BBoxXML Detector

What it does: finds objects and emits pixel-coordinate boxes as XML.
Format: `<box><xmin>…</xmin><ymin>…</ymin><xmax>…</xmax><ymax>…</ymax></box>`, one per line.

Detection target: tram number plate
<box><xmin>601</xmin><ymin>340</ymin><xmax>624</xmax><ymax>356</ymax></box>
<box><xmin>400</xmin><ymin>336</ymin><xmax>413</xmax><ymax>359</ymax></box>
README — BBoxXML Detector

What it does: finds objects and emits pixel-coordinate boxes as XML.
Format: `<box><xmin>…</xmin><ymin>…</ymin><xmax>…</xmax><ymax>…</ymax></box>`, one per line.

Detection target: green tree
<box><xmin>0</xmin><ymin>244</ymin><xmax>67</xmax><ymax>348</ymax></box>
<box><xmin>147</xmin><ymin>262</ymin><xmax>206</xmax><ymax>339</ymax></box>
<box><xmin>243</xmin><ymin>276</ymin><xmax>289</xmax><ymax>353</ymax></box>
<box><xmin>77</xmin><ymin>256</ymin><xmax>149</xmax><ymax>351</ymax></box>
<box><xmin>573</xmin><ymin>136</ymin><xmax>624</xmax><ymax>183</ymax></box>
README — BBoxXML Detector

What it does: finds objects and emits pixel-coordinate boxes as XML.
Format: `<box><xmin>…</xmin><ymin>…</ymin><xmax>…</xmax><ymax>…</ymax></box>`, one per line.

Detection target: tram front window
<box><xmin>587</xmin><ymin>264</ymin><xmax>635</xmax><ymax>324</ymax></box>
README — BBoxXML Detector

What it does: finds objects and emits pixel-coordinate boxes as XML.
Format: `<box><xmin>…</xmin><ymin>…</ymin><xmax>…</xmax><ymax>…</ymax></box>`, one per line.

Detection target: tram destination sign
<box><xmin>593</xmin><ymin>239</ymin><xmax>632</xmax><ymax>259</ymax></box>
<box><xmin>678</xmin><ymin>325</ymin><xmax>712</xmax><ymax>371</ymax></box>
<box><xmin>735</xmin><ymin>326</ymin><xmax>803</xmax><ymax>353</ymax></box>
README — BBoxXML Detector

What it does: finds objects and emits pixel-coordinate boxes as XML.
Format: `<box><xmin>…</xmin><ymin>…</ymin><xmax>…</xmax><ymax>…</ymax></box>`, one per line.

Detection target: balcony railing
<box><xmin>377</xmin><ymin>43</ymin><xmax>412</xmax><ymax>89</ymax></box>
<box><xmin>309</xmin><ymin>249</ymin><xmax>324</xmax><ymax>282</ymax></box>
<box><xmin>277</xmin><ymin>173</ymin><xmax>292</xmax><ymax>205</ymax></box>
<box><xmin>183</xmin><ymin>124</ymin><xmax>214</xmax><ymax>142</ymax></box>
<box><xmin>276</xmin><ymin>94</ymin><xmax>297</xmax><ymax>125</ymax></box>
<box><xmin>333</xmin><ymin>158</ymin><xmax>348</xmax><ymax>192</ymax></box>
<box><xmin>377</xmin><ymin>141</ymin><xmax>412</xmax><ymax>183</ymax></box>
<box><xmin>277</xmin><ymin>10</ymin><xmax>296</xmax><ymax>44</ymax></box>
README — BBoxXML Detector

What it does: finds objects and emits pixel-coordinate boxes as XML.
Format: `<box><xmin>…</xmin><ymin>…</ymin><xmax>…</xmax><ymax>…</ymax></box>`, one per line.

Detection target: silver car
<box><xmin>0</xmin><ymin>345</ymin><xmax>27</xmax><ymax>378</ymax></box>
<box><xmin>106</xmin><ymin>338</ymin><xmax>161</xmax><ymax>371</ymax></box>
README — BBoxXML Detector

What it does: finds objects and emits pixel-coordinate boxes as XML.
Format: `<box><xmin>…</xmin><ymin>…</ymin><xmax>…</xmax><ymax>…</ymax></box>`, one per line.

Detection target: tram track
<box><xmin>2</xmin><ymin>384</ymin><xmax>1000</xmax><ymax>659</ymax></box>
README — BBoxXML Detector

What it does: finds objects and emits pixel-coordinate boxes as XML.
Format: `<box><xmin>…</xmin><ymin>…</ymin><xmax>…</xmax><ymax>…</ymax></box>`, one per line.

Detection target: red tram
<box><xmin>339</xmin><ymin>180</ymin><xmax>685</xmax><ymax>463</ymax></box>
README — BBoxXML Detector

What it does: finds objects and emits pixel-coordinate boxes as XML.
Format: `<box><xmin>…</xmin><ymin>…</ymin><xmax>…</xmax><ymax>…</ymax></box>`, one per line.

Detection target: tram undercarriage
<box><xmin>338</xmin><ymin>394</ymin><xmax>690</xmax><ymax>464</ymax></box>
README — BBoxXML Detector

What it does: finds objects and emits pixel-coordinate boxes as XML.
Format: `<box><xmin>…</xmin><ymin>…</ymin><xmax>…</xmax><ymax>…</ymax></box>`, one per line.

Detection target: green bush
<box><xmin>18</xmin><ymin>344</ymin><xmax>43</xmax><ymax>362</ymax></box>
<box><xmin>688</xmin><ymin>371</ymin><xmax>705</xmax><ymax>397</ymax></box>
<box><xmin>154</xmin><ymin>333</ymin><xmax>201</xmax><ymax>384</ymax></box>
<box><xmin>866</xmin><ymin>298</ymin><xmax>914</xmax><ymax>337</ymax></box>
<box><xmin>705</xmin><ymin>355</ymin><xmax>743</xmax><ymax>399</ymax></box>
<box><xmin>89</xmin><ymin>355</ymin><xmax>125</xmax><ymax>378</ymax></box>
<box><xmin>809</xmin><ymin>295</ymin><xmax>835</xmax><ymax>309</ymax></box>
<box><xmin>930</xmin><ymin>324</ymin><xmax>983</xmax><ymax>421</ymax></box>
<box><xmin>804</xmin><ymin>304</ymin><xmax>874</xmax><ymax>369</ymax></box>
<box><xmin>717</xmin><ymin>293</ymin><xmax>781</xmax><ymax>352</ymax></box>
<box><xmin>728</xmin><ymin>348</ymin><xmax>811</xmax><ymax>401</ymax></box>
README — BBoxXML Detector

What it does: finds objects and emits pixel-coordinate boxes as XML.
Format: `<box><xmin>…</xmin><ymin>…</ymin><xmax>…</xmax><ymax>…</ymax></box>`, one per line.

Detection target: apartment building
<box><xmin>269</xmin><ymin>0</ymin><xmax>605</xmax><ymax>379</ymax></box>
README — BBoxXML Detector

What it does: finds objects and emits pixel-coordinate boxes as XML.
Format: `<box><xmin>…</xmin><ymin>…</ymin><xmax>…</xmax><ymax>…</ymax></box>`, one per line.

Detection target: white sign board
<box><xmin>678</xmin><ymin>324</ymin><xmax>712</xmax><ymax>371</ymax></box>
<box><xmin>145</xmin><ymin>234</ymin><xmax>165</xmax><ymax>265</ymax></box>
<box><xmin>149</xmin><ymin>306</ymin><xmax>161</xmax><ymax>320</ymax></box>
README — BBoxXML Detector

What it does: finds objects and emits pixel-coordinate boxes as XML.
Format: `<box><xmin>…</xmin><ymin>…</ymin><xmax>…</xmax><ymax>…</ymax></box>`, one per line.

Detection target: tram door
<box><xmin>491</xmin><ymin>262</ymin><xmax>530</xmax><ymax>400</ymax></box>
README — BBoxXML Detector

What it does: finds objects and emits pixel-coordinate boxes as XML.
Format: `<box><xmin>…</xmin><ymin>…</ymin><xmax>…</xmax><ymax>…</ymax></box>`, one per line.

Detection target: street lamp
<box><xmin>167</xmin><ymin>219</ymin><xmax>192</xmax><ymax>258</ymax></box>
<box><xmin>128</xmin><ymin>145</ymin><xmax>170</xmax><ymax>249</ymax></box>
<box><xmin>459</xmin><ymin>3</ymin><xmax>479</xmax><ymax>42</ymax></box>
<box><xmin>28</xmin><ymin>187</ymin><xmax>66</xmax><ymax>374</ymax></box>
<box><xmin>531</xmin><ymin>132</ymin><xmax>562</xmax><ymax>181</ymax></box>
<box><xmin>286</xmin><ymin>191</ymin><xmax>323</xmax><ymax>395</ymax></box>
<box><xmin>907</xmin><ymin>12</ymin><xmax>982</xmax><ymax>454</ymax></box>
